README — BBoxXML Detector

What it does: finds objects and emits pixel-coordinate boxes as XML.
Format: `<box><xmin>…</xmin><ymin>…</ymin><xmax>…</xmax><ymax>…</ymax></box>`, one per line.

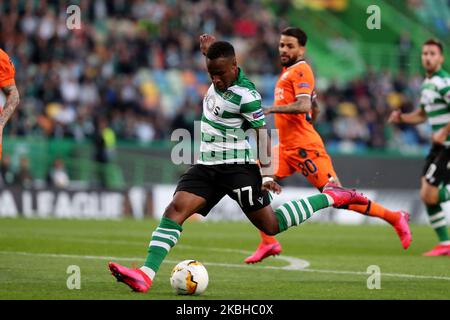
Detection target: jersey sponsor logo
<box><xmin>252</xmin><ymin>110</ymin><xmax>264</xmax><ymax>119</ymax></box>
<box><xmin>257</xmin><ymin>197</ymin><xmax>264</xmax><ymax>205</ymax></box>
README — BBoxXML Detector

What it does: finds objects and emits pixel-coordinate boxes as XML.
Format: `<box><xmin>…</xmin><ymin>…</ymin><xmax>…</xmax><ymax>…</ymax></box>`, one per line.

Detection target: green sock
<box><xmin>438</xmin><ymin>184</ymin><xmax>450</xmax><ymax>202</ymax></box>
<box><xmin>143</xmin><ymin>217</ymin><xmax>182</xmax><ymax>280</ymax></box>
<box><xmin>426</xmin><ymin>204</ymin><xmax>450</xmax><ymax>243</ymax></box>
<box><xmin>275</xmin><ymin>194</ymin><xmax>332</xmax><ymax>233</ymax></box>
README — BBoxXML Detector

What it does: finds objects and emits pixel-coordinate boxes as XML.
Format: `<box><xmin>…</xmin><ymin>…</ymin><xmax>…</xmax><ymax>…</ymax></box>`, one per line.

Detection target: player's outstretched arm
<box><xmin>0</xmin><ymin>84</ymin><xmax>20</xmax><ymax>129</ymax></box>
<box><xmin>264</xmin><ymin>95</ymin><xmax>312</xmax><ymax>115</ymax></box>
<box><xmin>388</xmin><ymin>108</ymin><xmax>426</xmax><ymax>125</ymax></box>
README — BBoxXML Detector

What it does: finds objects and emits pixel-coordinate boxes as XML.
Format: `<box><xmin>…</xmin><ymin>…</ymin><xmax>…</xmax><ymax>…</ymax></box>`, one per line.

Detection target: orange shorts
<box><xmin>274</xmin><ymin>145</ymin><xmax>337</xmax><ymax>189</ymax></box>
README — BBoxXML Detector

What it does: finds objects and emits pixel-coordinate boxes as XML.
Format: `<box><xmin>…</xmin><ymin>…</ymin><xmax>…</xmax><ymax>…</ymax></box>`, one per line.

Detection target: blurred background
<box><xmin>0</xmin><ymin>0</ymin><xmax>449</xmax><ymax>222</ymax></box>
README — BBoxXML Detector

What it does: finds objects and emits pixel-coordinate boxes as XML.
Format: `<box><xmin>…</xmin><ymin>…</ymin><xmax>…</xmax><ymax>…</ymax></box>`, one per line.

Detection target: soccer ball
<box><xmin>170</xmin><ymin>260</ymin><xmax>209</xmax><ymax>295</ymax></box>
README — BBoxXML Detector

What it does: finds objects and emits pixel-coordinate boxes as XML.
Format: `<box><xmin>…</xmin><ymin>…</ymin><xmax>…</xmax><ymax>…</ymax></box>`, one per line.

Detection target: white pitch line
<box><xmin>299</xmin><ymin>268</ymin><xmax>450</xmax><ymax>281</ymax></box>
<box><xmin>0</xmin><ymin>250</ymin><xmax>308</xmax><ymax>271</ymax></box>
<box><xmin>1</xmin><ymin>250</ymin><xmax>450</xmax><ymax>281</ymax></box>
<box><xmin>15</xmin><ymin>237</ymin><xmax>311</xmax><ymax>270</ymax></box>
<box><xmin>175</xmin><ymin>244</ymin><xmax>310</xmax><ymax>270</ymax></box>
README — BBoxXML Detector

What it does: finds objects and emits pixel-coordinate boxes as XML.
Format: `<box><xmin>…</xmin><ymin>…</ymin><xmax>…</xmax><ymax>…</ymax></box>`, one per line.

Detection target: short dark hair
<box><xmin>206</xmin><ymin>41</ymin><xmax>235</xmax><ymax>60</ymax></box>
<box><xmin>423</xmin><ymin>38</ymin><xmax>444</xmax><ymax>54</ymax></box>
<box><xmin>281</xmin><ymin>27</ymin><xmax>308</xmax><ymax>46</ymax></box>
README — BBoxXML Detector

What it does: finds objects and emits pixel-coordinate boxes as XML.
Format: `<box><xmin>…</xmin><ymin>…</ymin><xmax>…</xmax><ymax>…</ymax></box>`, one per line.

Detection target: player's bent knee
<box><xmin>420</xmin><ymin>188</ymin><xmax>439</xmax><ymax>206</ymax></box>
<box><xmin>163</xmin><ymin>201</ymin><xmax>188</xmax><ymax>223</ymax></box>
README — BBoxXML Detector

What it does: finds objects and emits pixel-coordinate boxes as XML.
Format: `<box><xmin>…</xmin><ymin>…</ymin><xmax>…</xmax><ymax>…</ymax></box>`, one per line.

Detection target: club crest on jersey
<box><xmin>222</xmin><ymin>90</ymin><xmax>234</xmax><ymax>101</ymax></box>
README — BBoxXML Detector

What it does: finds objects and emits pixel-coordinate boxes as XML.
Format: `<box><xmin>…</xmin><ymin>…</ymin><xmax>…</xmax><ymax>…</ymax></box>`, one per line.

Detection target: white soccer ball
<box><xmin>170</xmin><ymin>260</ymin><xmax>209</xmax><ymax>295</ymax></box>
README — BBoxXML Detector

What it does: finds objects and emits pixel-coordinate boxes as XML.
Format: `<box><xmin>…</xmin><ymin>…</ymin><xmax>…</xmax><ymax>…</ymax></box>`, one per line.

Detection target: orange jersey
<box><xmin>274</xmin><ymin>60</ymin><xmax>324</xmax><ymax>150</ymax></box>
<box><xmin>0</xmin><ymin>48</ymin><xmax>15</xmax><ymax>88</ymax></box>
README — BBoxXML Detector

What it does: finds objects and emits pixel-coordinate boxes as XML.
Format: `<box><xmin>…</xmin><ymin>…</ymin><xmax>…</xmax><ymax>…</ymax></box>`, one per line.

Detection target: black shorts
<box><xmin>175</xmin><ymin>164</ymin><xmax>271</xmax><ymax>216</ymax></box>
<box><xmin>423</xmin><ymin>144</ymin><xmax>450</xmax><ymax>186</ymax></box>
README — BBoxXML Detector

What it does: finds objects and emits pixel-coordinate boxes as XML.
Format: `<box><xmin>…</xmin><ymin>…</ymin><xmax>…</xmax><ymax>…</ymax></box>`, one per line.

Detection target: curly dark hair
<box><xmin>281</xmin><ymin>27</ymin><xmax>308</xmax><ymax>47</ymax></box>
<box><xmin>206</xmin><ymin>41</ymin><xmax>235</xmax><ymax>60</ymax></box>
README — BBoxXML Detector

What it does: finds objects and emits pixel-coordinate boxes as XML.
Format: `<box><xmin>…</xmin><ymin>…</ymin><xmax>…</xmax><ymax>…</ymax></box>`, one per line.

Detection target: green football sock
<box><xmin>438</xmin><ymin>184</ymin><xmax>450</xmax><ymax>203</ymax></box>
<box><xmin>426</xmin><ymin>204</ymin><xmax>450</xmax><ymax>243</ymax></box>
<box><xmin>275</xmin><ymin>194</ymin><xmax>332</xmax><ymax>233</ymax></box>
<box><xmin>142</xmin><ymin>217</ymin><xmax>182</xmax><ymax>280</ymax></box>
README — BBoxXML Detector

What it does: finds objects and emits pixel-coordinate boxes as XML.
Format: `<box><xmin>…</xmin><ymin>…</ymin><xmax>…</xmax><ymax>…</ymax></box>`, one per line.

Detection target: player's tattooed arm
<box><xmin>0</xmin><ymin>84</ymin><xmax>20</xmax><ymax>129</ymax></box>
<box><xmin>264</xmin><ymin>95</ymin><xmax>312</xmax><ymax>115</ymax></box>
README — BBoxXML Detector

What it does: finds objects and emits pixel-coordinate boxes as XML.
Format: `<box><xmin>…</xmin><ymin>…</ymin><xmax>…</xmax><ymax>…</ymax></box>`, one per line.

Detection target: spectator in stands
<box><xmin>93</xmin><ymin>116</ymin><xmax>116</xmax><ymax>187</ymax></box>
<box><xmin>0</xmin><ymin>155</ymin><xmax>15</xmax><ymax>186</ymax></box>
<box><xmin>47</xmin><ymin>158</ymin><xmax>70</xmax><ymax>188</ymax></box>
<box><xmin>14</xmin><ymin>156</ymin><xmax>33</xmax><ymax>188</ymax></box>
<box><xmin>0</xmin><ymin>0</ymin><xmax>441</xmax><ymax>154</ymax></box>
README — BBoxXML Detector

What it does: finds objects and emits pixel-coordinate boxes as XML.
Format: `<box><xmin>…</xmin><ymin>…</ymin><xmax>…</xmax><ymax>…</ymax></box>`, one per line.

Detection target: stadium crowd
<box><xmin>0</xmin><ymin>0</ymin><xmax>432</xmax><ymax>154</ymax></box>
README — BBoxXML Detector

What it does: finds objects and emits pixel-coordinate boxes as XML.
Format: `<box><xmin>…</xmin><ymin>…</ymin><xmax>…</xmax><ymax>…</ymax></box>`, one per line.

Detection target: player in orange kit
<box><xmin>0</xmin><ymin>48</ymin><xmax>20</xmax><ymax>160</ymax></box>
<box><xmin>245</xmin><ymin>27</ymin><xmax>412</xmax><ymax>263</ymax></box>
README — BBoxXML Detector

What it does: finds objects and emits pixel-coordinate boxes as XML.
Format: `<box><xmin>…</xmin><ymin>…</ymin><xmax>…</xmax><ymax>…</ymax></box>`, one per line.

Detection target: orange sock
<box><xmin>259</xmin><ymin>230</ymin><xmax>278</xmax><ymax>244</ymax></box>
<box><xmin>348</xmin><ymin>201</ymin><xmax>400</xmax><ymax>225</ymax></box>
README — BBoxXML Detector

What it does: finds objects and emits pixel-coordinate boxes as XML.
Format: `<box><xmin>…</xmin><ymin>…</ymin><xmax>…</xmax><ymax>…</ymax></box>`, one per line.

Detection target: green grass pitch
<box><xmin>0</xmin><ymin>217</ymin><xmax>449</xmax><ymax>300</ymax></box>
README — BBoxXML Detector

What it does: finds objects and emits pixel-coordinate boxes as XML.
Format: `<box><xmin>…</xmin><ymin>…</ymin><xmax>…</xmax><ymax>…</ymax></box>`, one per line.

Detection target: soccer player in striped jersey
<box><xmin>245</xmin><ymin>27</ymin><xmax>412</xmax><ymax>264</ymax></box>
<box><xmin>389</xmin><ymin>39</ymin><xmax>450</xmax><ymax>256</ymax></box>
<box><xmin>107</xmin><ymin>35</ymin><xmax>369</xmax><ymax>293</ymax></box>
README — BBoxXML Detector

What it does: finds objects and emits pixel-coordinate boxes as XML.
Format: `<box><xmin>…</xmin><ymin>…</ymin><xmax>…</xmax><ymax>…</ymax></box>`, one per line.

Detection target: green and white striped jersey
<box><xmin>199</xmin><ymin>68</ymin><xmax>265</xmax><ymax>165</ymax></box>
<box><xmin>420</xmin><ymin>69</ymin><xmax>450</xmax><ymax>146</ymax></box>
